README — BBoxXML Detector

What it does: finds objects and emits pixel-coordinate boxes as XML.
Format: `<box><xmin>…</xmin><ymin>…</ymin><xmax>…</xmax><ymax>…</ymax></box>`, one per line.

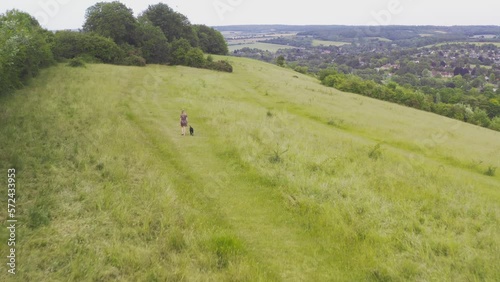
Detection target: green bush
<box><xmin>121</xmin><ymin>55</ymin><xmax>146</xmax><ymax>67</ymax></box>
<box><xmin>294</xmin><ymin>66</ymin><xmax>308</xmax><ymax>74</ymax></box>
<box><xmin>67</xmin><ymin>58</ymin><xmax>86</xmax><ymax>67</ymax></box>
<box><xmin>170</xmin><ymin>38</ymin><xmax>192</xmax><ymax>65</ymax></box>
<box><xmin>185</xmin><ymin>48</ymin><xmax>206</xmax><ymax>68</ymax></box>
<box><xmin>52</xmin><ymin>31</ymin><xmax>124</xmax><ymax>64</ymax></box>
<box><xmin>206</xmin><ymin>60</ymin><xmax>233</xmax><ymax>73</ymax></box>
<box><xmin>489</xmin><ymin>117</ymin><xmax>500</xmax><ymax>131</ymax></box>
<box><xmin>135</xmin><ymin>21</ymin><xmax>170</xmax><ymax>64</ymax></box>
<box><xmin>193</xmin><ymin>24</ymin><xmax>228</xmax><ymax>55</ymax></box>
<box><xmin>0</xmin><ymin>10</ymin><xmax>54</xmax><ymax>96</ymax></box>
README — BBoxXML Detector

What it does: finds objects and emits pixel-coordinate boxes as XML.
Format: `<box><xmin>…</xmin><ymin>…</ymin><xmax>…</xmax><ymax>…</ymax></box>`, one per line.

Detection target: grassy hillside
<box><xmin>0</xmin><ymin>57</ymin><xmax>499</xmax><ymax>281</ymax></box>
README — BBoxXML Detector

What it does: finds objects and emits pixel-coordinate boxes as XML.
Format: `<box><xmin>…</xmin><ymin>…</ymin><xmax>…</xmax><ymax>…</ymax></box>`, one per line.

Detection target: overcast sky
<box><xmin>1</xmin><ymin>0</ymin><xmax>499</xmax><ymax>30</ymax></box>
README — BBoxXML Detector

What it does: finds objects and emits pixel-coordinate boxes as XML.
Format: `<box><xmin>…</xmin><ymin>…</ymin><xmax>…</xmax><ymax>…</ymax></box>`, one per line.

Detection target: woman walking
<box><xmin>180</xmin><ymin>110</ymin><xmax>188</xmax><ymax>136</ymax></box>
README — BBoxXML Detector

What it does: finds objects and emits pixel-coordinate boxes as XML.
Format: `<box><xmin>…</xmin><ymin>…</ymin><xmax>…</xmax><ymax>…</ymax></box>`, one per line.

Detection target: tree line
<box><xmin>0</xmin><ymin>2</ymin><xmax>231</xmax><ymax>96</ymax></box>
<box><xmin>318</xmin><ymin>69</ymin><xmax>500</xmax><ymax>131</ymax></box>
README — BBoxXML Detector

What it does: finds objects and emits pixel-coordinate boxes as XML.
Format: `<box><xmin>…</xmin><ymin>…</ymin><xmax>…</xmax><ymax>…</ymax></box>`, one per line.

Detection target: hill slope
<box><xmin>1</xmin><ymin>57</ymin><xmax>499</xmax><ymax>281</ymax></box>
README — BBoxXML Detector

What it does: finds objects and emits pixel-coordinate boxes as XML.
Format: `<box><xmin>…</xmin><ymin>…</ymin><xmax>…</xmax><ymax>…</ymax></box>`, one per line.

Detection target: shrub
<box><xmin>489</xmin><ymin>117</ymin><xmax>500</xmax><ymax>131</ymax></box>
<box><xmin>170</xmin><ymin>38</ymin><xmax>192</xmax><ymax>65</ymax></box>
<box><xmin>75</xmin><ymin>54</ymin><xmax>101</xmax><ymax>63</ymax></box>
<box><xmin>269</xmin><ymin>145</ymin><xmax>289</xmax><ymax>164</ymax></box>
<box><xmin>52</xmin><ymin>31</ymin><xmax>124</xmax><ymax>64</ymax></box>
<box><xmin>469</xmin><ymin>108</ymin><xmax>491</xmax><ymax>127</ymax></box>
<box><xmin>206</xmin><ymin>60</ymin><xmax>233</xmax><ymax>73</ymax></box>
<box><xmin>294</xmin><ymin>65</ymin><xmax>308</xmax><ymax>74</ymax></box>
<box><xmin>194</xmin><ymin>24</ymin><xmax>228</xmax><ymax>55</ymax></box>
<box><xmin>185</xmin><ymin>48</ymin><xmax>206</xmax><ymax>68</ymax></box>
<box><xmin>121</xmin><ymin>55</ymin><xmax>146</xmax><ymax>67</ymax></box>
<box><xmin>484</xmin><ymin>166</ymin><xmax>496</xmax><ymax>176</ymax></box>
<box><xmin>0</xmin><ymin>10</ymin><xmax>54</xmax><ymax>95</ymax></box>
<box><xmin>67</xmin><ymin>58</ymin><xmax>86</xmax><ymax>67</ymax></box>
<box><xmin>368</xmin><ymin>143</ymin><xmax>383</xmax><ymax>160</ymax></box>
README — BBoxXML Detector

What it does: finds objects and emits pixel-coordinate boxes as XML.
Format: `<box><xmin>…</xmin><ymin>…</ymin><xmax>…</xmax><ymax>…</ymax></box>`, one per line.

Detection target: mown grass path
<box><xmin>123</xmin><ymin>74</ymin><xmax>349</xmax><ymax>281</ymax></box>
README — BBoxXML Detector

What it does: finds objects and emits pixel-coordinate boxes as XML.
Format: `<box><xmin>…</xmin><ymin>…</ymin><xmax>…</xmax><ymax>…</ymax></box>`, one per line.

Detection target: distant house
<box><xmin>432</xmin><ymin>71</ymin><xmax>453</xmax><ymax>78</ymax></box>
<box><xmin>377</xmin><ymin>64</ymin><xmax>400</xmax><ymax>72</ymax></box>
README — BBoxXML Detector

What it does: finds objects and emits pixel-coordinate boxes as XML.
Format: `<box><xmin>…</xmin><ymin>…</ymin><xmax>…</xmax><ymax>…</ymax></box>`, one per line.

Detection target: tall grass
<box><xmin>0</xmin><ymin>58</ymin><xmax>499</xmax><ymax>281</ymax></box>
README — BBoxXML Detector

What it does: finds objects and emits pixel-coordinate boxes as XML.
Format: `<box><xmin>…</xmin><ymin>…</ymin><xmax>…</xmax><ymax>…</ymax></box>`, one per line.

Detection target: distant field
<box><xmin>424</xmin><ymin>41</ymin><xmax>500</xmax><ymax>48</ymax></box>
<box><xmin>366</xmin><ymin>37</ymin><xmax>392</xmax><ymax>42</ymax></box>
<box><xmin>312</xmin><ymin>40</ymin><xmax>350</xmax><ymax>47</ymax></box>
<box><xmin>472</xmin><ymin>34</ymin><xmax>497</xmax><ymax>39</ymax></box>
<box><xmin>226</xmin><ymin>33</ymin><xmax>296</xmax><ymax>46</ymax></box>
<box><xmin>228</xmin><ymin>42</ymin><xmax>295</xmax><ymax>52</ymax></box>
<box><xmin>227</xmin><ymin>38</ymin><xmax>264</xmax><ymax>45</ymax></box>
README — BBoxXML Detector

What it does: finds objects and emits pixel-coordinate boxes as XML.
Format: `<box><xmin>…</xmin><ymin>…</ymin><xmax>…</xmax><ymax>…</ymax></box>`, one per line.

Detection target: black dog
<box><xmin>189</xmin><ymin>126</ymin><xmax>194</xmax><ymax>136</ymax></box>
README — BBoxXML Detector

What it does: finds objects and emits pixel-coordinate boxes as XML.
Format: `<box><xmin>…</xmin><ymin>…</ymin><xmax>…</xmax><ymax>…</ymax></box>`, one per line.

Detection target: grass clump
<box><xmin>167</xmin><ymin>229</ymin><xmax>186</xmax><ymax>253</ymax></box>
<box><xmin>28</xmin><ymin>205</ymin><xmax>51</xmax><ymax>229</ymax></box>
<box><xmin>327</xmin><ymin>118</ymin><xmax>344</xmax><ymax>127</ymax></box>
<box><xmin>209</xmin><ymin>235</ymin><xmax>245</xmax><ymax>269</ymax></box>
<box><xmin>484</xmin><ymin>166</ymin><xmax>496</xmax><ymax>176</ymax></box>
<box><xmin>368</xmin><ymin>143</ymin><xmax>383</xmax><ymax>160</ymax></box>
<box><xmin>269</xmin><ymin>145</ymin><xmax>289</xmax><ymax>164</ymax></box>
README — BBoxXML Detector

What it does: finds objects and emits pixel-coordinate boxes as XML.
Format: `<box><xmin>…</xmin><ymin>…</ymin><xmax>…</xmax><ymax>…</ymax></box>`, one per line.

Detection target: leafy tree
<box><xmin>52</xmin><ymin>31</ymin><xmax>124</xmax><ymax>64</ymax></box>
<box><xmin>140</xmin><ymin>3</ymin><xmax>198</xmax><ymax>47</ymax></box>
<box><xmin>170</xmin><ymin>38</ymin><xmax>192</xmax><ymax>65</ymax></box>
<box><xmin>470</xmin><ymin>77</ymin><xmax>484</xmax><ymax>88</ymax></box>
<box><xmin>0</xmin><ymin>10</ymin><xmax>54</xmax><ymax>95</ymax></box>
<box><xmin>276</xmin><ymin>55</ymin><xmax>285</xmax><ymax>67</ymax></box>
<box><xmin>470</xmin><ymin>108</ymin><xmax>491</xmax><ymax>127</ymax></box>
<box><xmin>185</xmin><ymin>48</ymin><xmax>206</xmax><ymax>68</ymax></box>
<box><xmin>294</xmin><ymin>66</ymin><xmax>308</xmax><ymax>74</ymax></box>
<box><xmin>452</xmin><ymin>75</ymin><xmax>466</xmax><ymax>89</ymax></box>
<box><xmin>134</xmin><ymin>20</ymin><xmax>170</xmax><ymax>64</ymax></box>
<box><xmin>486</xmin><ymin>98</ymin><xmax>500</xmax><ymax>118</ymax></box>
<box><xmin>422</xmin><ymin>69</ymin><xmax>432</xmax><ymax>78</ymax></box>
<box><xmin>83</xmin><ymin>1</ymin><xmax>137</xmax><ymax>45</ymax></box>
<box><xmin>490</xmin><ymin>73</ymin><xmax>496</xmax><ymax>84</ymax></box>
<box><xmin>322</xmin><ymin>73</ymin><xmax>346</xmax><ymax>88</ymax></box>
<box><xmin>193</xmin><ymin>24</ymin><xmax>228</xmax><ymax>55</ymax></box>
<box><xmin>489</xmin><ymin>116</ymin><xmax>500</xmax><ymax>131</ymax></box>
<box><xmin>318</xmin><ymin>68</ymin><xmax>338</xmax><ymax>81</ymax></box>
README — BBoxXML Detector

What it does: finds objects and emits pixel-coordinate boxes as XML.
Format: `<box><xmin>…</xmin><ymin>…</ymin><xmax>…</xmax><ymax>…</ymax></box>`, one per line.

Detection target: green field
<box><xmin>365</xmin><ymin>37</ymin><xmax>393</xmax><ymax>42</ymax></box>
<box><xmin>311</xmin><ymin>40</ymin><xmax>350</xmax><ymax>47</ymax></box>
<box><xmin>228</xmin><ymin>42</ymin><xmax>295</xmax><ymax>52</ymax></box>
<box><xmin>424</xmin><ymin>41</ymin><xmax>500</xmax><ymax>48</ymax></box>
<box><xmin>1</xmin><ymin>57</ymin><xmax>499</xmax><ymax>281</ymax></box>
